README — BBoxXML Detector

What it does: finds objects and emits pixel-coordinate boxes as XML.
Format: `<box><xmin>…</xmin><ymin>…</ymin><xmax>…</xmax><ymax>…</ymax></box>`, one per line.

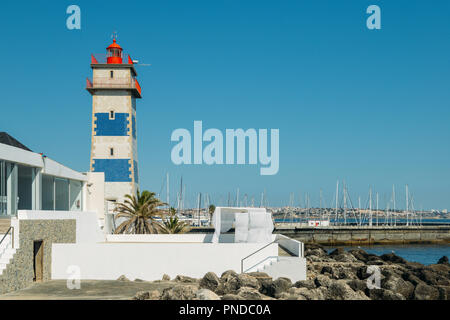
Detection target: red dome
<box><xmin>107</xmin><ymin>39</ymin><xmax>122</xmax><ymax>50</ymax></box>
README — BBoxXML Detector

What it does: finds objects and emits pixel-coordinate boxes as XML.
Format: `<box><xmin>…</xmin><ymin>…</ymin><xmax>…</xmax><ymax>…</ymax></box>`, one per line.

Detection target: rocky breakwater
<box><xmin>132</xmin><ymin>245</ymin><xmax>450</xmax><ymax>300</ymax></box>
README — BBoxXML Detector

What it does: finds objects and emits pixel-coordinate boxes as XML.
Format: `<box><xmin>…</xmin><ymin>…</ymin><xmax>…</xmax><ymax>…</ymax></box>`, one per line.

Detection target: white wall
<box><xmin>275</xmin><ymin>234</ymin><xmax>304</xmax><ymax>257</ymax></box>
<box><xmin>14</xmin><ymin>210</ymin><xmax>104</xmax><ymax>247</ymax></box>
<box><xmin>51</xmin><ymin>242</ymin><xmax>278</xmax><ymax>281</ymax></box>
<box><xmin>84</xmin><ymin>172</ymin><xmax>105</xmax><ymax>220</ymax></box>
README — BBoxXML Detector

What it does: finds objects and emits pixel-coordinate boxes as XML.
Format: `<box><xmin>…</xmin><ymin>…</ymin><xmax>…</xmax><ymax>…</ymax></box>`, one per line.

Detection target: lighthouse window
<box><xmin>110</xmin><ymin>71</ymin><xmax>114</xmax><ymax>78</ymax></box>
<box><xmin>109</xmin><ymin>111</ymin><xmax>115</xmax><ymax>119</ymax></box>
<box><xmin>110</xmin><ymin>148</ymin><xmax>114</xmax><ymax>156</ymax></box>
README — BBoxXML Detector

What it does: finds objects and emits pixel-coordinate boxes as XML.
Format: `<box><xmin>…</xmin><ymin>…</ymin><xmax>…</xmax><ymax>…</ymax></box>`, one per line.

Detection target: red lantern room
<box><xmin>106</xmin><ymin>39</ymin><xmax>123</xmax><ymax>64</ymax></box>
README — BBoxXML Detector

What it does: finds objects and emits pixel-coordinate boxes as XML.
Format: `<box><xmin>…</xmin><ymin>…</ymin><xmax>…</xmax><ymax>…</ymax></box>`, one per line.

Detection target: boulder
<box><xmin>236</xmin><ymin>274</ymin><xmax>261</xmax><ymax>290</ymax></box>
<box><xmin>413</xmin><ymin>283</ymin><xmax>440</xmax><ymax>300</ymax></box>
<box><xmin>246</xmin><ymin>272</ymin><xmax>272</xmax><ymax>286</ymax></box>
<box><xmin>333</xmin><ymin>253</ymin><xmax>358</xmax><ymax>263</ymax></box>
<box><xmin>314</xmin><ymin>274</ymin><xmax>333</xmax><ymax>288</ymax></box>
<box><xmin>261</xmin><ymin>277</ymin><xmax>292</xmax><ymax>298</ymax></box>
<box><xmin>294</xmin><ymin>279</ymin><xmax>316</xmax><ymax>290</ymax></box>
<box><xmin>117</xmin><ymin>275</ymin><xmax>130</xmax><ymax>281</ymax></box>
<box><xmin>199</xmin><ymin>272</ymin><xmax>220</xmax><ymax>292</ymax></box>
<box><xmin>195</xmin><ymin>289</ymin><xmax>221</xmax><ymax>300</ymax></box>
<box><xmin>348</xmin><ymin>249</ymin><xmax>371</xmax><ymax>263</ymax></box>
<box><xmin>174</xmin><ymin>275</ymin><xmax>198</xmax><ymax>283</ymax></box>
<box><xmin>236</xmin><ymin>287</ymin><xmax>263</xmax><ymax>300</ymax></box>
<box><xmin>133</xmin><ymin>291</ymin><xmax>150</xmax><ymax>300</ymax></box>
<box><xmin>221</xmin><ymin>294</ymin><xmax>244</xmax><ymax>300</ymax></box>
<box><xmin>346</xmin><ymin>279</ymin><xmax>367</xmax><ymax>292</ymax></box>
<box><xmin>161</xmin><ymin>285</ymin><xmax>198</xmax><ymax>300</ymax></box>
<box><xmin>329</xmin><ymin>248</ymin><xmax>345</xmax><ymax>257</ymax></box>
<box><xmin>216</xmin><ymin>274</ymin><xmax>239</xmax><ymax>295</ymax></box>
<box><xmin>162</xmin><ymin>274</ymin><xmax>171</xmax><ymax>281</ymax></box>
<box><xmin>327</xmin><ymin>280</ymin><xmax>369</xmax><ymax>300</ymax></box>
<box><xmin>380</xmin><ymin>253</ymin><xmax>407</xmax><ymax>264</ymax></box>
<box><xmin>437</xmin><ymin>285</ymin><xmax>450</xmax><ymax>300</ymax></box>
<box><xmin>402</xmin><ymin>271</ymin><xmax>425</xmax><ymax>286</ymax></box>
<box><xmin>288</xmin><ymin>287</ymin><xmax>325</xmax><ymax>300</ymax></box>
<box><xmin>221</xmin><ymin>270</ymin><xmax>238</xmax><ymax>279</ymax></box>
<box><xmin>437</xmin><ymin>256</ymin><xmax>449</xmax><ymax>265</ymax></box>
<box><xmin>417</xmin><ymin>267</ymin><xmax>449</xmax><ymax>286</ymax></box>
<box><xmin>321</xmin><ymin>266</ymin><xmax>333</xmax><ymax>275</ymax></box>
<box><xmin>365</xmin><ymin>288</ymin><xmax>405</xmax><ymax>300</ymax></box>
<box><xmin>382</xmin><ymin>275</ymin><xmax>415</xmax><ymax>299</ymax></box>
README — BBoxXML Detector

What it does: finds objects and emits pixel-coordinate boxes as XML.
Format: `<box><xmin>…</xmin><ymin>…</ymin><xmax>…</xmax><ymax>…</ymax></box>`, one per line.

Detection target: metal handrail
<box><xmin>241</xmin><ymin>241</ymin><xmax>277</xmax><ymax>273</ymax></box>
<box><xmin>0</xmin><ymin>226</ymin><xmax>14</xmax><ymax>249</ymax></box>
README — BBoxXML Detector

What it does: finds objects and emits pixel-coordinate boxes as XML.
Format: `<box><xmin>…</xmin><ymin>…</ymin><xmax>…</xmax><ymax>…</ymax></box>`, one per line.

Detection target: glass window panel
<box><xmin>0</xmin><ymin>161</ymin><xmax>6</xmax><ymax>215</ymax></box>
<box><xmin>69</xmin><ymin>180</ymin><xmax>82</xmax><ymax>211</ymax></box>
<box><xmin>55</xmin><ymin>178</ymin><xmax>69</xmax><ymax>211</ymax></box>
<box><xmin>18</xmin><ymin>165</ymin><xmax>33</xmax><ymax>210</ymax></box>
<box><xmin>42</xmin><ymin>175</ymin><xmax>54</xmax><ymax>210</ymax></box>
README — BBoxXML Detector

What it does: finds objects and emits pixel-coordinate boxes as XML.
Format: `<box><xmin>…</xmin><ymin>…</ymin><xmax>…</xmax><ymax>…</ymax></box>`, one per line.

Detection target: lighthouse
<box><xmin>86</xmin><ymin>38</ymin><xmax>142</xmax><ymax>206</ymax></box>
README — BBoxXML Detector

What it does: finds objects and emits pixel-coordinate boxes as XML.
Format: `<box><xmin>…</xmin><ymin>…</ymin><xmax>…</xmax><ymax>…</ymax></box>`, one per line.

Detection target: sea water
<box><xmin>325</xmin><ymin>244</ymin><xmax>450</xmax><ymax>265</ymax></box>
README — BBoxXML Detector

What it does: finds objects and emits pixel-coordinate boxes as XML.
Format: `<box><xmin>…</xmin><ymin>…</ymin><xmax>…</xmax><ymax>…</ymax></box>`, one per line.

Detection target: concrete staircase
<box><xmin>0</xmin><ymin>219</ymin><xmax>15</xmax><ymax>276</ymax></box>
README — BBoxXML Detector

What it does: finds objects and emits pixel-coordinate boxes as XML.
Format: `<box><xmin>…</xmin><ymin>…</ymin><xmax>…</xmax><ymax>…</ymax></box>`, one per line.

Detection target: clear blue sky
<box><xmin>1</xmin><ymin>1</ymin><xmax>449</xmax><ymax>210</ymax></box>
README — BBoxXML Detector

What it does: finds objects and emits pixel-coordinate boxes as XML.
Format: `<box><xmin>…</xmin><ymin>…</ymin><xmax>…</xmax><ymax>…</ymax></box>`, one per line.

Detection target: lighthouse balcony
<box><xmin>86</xmin><ymin>77</ymin><xmax>142</xmax><ymax>98</ymax></box>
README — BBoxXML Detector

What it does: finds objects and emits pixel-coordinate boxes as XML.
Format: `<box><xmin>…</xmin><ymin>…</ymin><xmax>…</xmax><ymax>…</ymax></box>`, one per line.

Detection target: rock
<box><xmin>216</xmin><ymin>273</ymin><xmax>239</xmax><ymax>295</ymax></box>
<box><xmin>348</xmin><ymin>249</ymin><xmax>371</xmax><ymax>263</ymax></box>
<box><xmin>382</xmin><ymin>275</ymin><xmax>415</xmax><ymax>299</ymax></box>
<box><xmin>321</xmin><ymin>266</ymin><xmax>333</xmax><ymax>275</ymax></box>
<box><xmin>314</xmin><ymin>274</ymin><xmax>333</xmax><ymax>288</ymax></box>
<box><xmin>365</xmin><ymin>288</ymin><xmax>405</xmax><ymax>300</ymax></box>
<box><xmin>162</xmin><ymin>274</ymin><xmax>171</xmax><ymax>281</ymax></box>
<box><xmin>346</xmin><ymin>279</ymin><xmax>367</xmax><ymax>292</ymax></box>
<box><xmin>329</xmin><ymin>248</ymin><xmax>346</xmax><ymax>257</ymax></box>
<box><xmin>437</xmin><ymin>256</ymin><xmax>449</xmax><ymax>265</ymax></box>
<box><xmin>236</xmin><ymin>274</ymin><xmax>261</xmax><ymax>290</ymax></box>
<box><xmin>380</xmin><ymin>253</ymin><xmax>407</xmax><ymax>264</ymax></box>
<box><xmin>236</xmin><ymin>286</ymin><xmax>263</xmax><ymax>300</ymax></box>
<box><xmin>413</xmin><ymin>282</ymin><xmax>440</xmax><ymax>300</ymax></box>
<box><xmin>134</xmin><ymin>278</ymin><xmax>145</xmax><ymax>282</ymax></box>
<box><xmin>401</xmin><ymin>271</ymin><xmax>423</xmax><ymax>286</ymax></box>
<box><xmin>246</xmin><ymin>272</ymin><xmax>272</xmax><ymax>286</ymax></box>
<box><xmin>305</xmin><ymin>244</ymin><xmax>328</xmax><ymax>256</ymax></box>
<box><xmin>417</xmin><ymin>267</ymin><xmax>449</xmax><ymax>286</ymax></box>
<box><xmin>175</xmin><ymin>275</ymin><xmax>198</xmax><ymax>283</ymax></box>
<box><xmin>199</xmin><ymin>272</ymin><xmax>220</xmax><ymax>291</ymax></box>
<box><xmin>261</xmin><ymin>277</ymin><xmax>292</xmax><ymax>297</ymax></box>
<box><xmin>133</xmin><ymin>291</ymin><xmax>150</xmax><ymax>300</ymax></box>
<box><xmin>333</xmin><ymin>253</ymin><xmax>358</xmax><ymax>263</ymax></box>
<box><xmin>307</xmin><ymin>255</ymin><xmax>325</xmax><ymax>262</ymax></box>
<box><xmin>195</xmin><ymin>289</ymin><xmax>221</xmax><ymax>300</ymax></box>
<box><xmin>294</xmin><ymin>279</ymin><xmax>316</xmax><ymax>290</ymax></box>
<box><xmin>437</xmin><ymin>285</ymin><xmax>450</xmax><ymax>300</ymax></box>
<box><xmin>161</xmin><ymin>285</ymin><xmax>198</xmax><ymax>300</ymax></box>
<box><xmin>288</xmin><ymin>287</ymin><xmax>325</xmax><ymax>300</ymax></box>
<box><xmin>221</xmin><ymin>294</ymin><xmax>244</xmax><ymax>300</ymax></box>
<box><xmin>133</xmin><ymin>290</ymin><xmax>160</xmax><ymax>300</ymax></box>
<box><xmin>356</xmin><ymin>266</ymin><xmax>371</xmax><ymax>280</ymax></box>
<box><xmin>117</xmin><ymin>275</ymin><xmax>130</xmax><ymax>281</ymax></box>
<box><xmin>221</xmin><ymin>270</ymin><xmax>238</xmax><ymax>279</ymax></box>
<box><xmin>327</xmin><ymin>280</ymin><xmax>369</xmax><ymax>300</ymax></box>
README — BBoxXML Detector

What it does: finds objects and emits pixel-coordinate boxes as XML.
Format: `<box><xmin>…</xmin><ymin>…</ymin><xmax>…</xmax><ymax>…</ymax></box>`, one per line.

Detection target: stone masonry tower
<box><xmin>86</xmin><ymin>38</ymin><xmax>142</xmax><ymax>206</ymax></box>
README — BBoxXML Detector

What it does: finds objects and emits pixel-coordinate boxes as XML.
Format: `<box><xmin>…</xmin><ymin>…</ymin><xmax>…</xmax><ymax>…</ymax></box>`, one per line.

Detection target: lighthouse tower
<box><xmin>86</xmin><ymin>38</ymin><xmax>142</xmax><ymax>206</ymax></box>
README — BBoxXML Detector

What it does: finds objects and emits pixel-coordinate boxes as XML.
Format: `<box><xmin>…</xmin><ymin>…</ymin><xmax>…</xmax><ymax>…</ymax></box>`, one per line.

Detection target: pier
<box><xmin>273</xmin><ymin>225</ymin><xmax>450</xmax><ymax>245</ymax></box>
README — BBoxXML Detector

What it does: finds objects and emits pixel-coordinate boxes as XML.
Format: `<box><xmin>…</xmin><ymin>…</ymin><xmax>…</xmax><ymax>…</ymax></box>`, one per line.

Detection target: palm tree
<box><xmin>162</xmin><ymin>207</ymin><xmax>189</xmax><ymax>234</ymax></box>
<box><xmin>114</xmin><ymin>190</ymin><xmax>167</xmax><ymax>234</ymax></box>
<box><xmin>163</xmin><ymin>214</ymin><xmax>190</xmax><ymax>234</ymax></box>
